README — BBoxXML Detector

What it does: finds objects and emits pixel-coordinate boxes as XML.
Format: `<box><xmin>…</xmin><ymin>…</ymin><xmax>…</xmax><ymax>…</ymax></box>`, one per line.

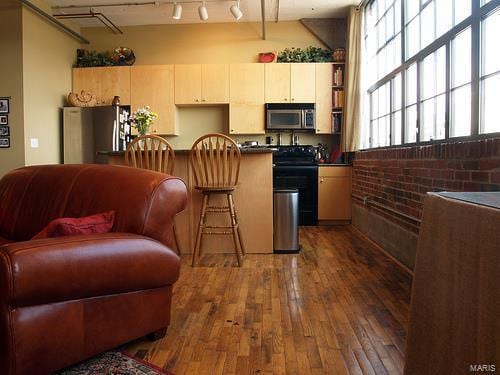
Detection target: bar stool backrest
<box><xmin>125</xmin><ymin>135</ymin><xmax>175</xmax><ymax>175</ymax></box>
<box><xmin>189</xmin><ymin>133</ymin><xmax>241</xmax><ymax>189</ymax></box>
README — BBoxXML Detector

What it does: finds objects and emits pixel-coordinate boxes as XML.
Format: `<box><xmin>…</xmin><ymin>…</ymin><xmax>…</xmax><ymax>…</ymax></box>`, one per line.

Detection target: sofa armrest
<box><xmin>0</xmin><ymin>233</ymin><xmax>180</xmax><ymax>308</ymax></box>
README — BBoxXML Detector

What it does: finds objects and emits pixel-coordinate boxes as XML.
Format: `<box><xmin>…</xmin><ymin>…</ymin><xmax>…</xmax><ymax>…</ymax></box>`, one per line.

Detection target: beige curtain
<box><xmin>342</xmin><ymin>6</ymin><xmax>363</xmax><ymax>152</ymax></box>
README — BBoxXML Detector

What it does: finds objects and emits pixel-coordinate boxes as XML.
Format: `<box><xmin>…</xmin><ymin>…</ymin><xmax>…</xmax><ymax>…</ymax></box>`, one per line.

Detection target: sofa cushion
<box><xmin>0</xmin><ymin>236</ymin><xmax>12</xmax><ymax>246</ymax></box>
<box><xmin>0</xmin><ymin>233</ymin><xmax>180</xmax><ymax>308</ymax></box>
<box><xmin>32</xmin><ymin>211</ymin><xmax>115</xmax><ymax>239</ymax></box>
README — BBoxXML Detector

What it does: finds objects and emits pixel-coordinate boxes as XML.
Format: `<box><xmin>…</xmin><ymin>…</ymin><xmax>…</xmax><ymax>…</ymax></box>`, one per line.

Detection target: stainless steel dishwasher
<box><xmin>273</xmin><ymin>188</ymin><xmax>300</xmax><ymax>253</ymax></box>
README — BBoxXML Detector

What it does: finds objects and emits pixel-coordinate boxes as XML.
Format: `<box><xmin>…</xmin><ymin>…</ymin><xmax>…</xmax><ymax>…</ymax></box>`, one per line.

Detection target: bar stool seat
<box><xmin>189</xmin><ymin>133</ymin><xmax>245</xmax><ymax>267</ymax></box>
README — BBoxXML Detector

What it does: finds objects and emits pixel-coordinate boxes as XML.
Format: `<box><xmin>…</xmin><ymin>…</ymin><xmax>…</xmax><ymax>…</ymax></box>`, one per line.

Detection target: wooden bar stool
<box><xmin>125</xmin><ymin>135</ymin><xmax>181</xmax><ymax>254</ymax></box>
<box><xmin>189</xmin><ymin>133</ymin><xmax>245</xmax><ymax>267</ymax></box>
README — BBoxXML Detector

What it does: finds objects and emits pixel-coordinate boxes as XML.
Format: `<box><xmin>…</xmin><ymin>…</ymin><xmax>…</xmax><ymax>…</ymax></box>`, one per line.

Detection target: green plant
<box><xmin>277</xmin><ymin>46</ymin><xmax>333</xmax><ymax>63</ymax></box>
<box><xmin>76</xmin><ymin>50</ymin><xmax>114</xmax><ymax>67</ymax></box>
<box><xmin>130</xmin><ymin>106</ymin><xmax>158</xmax><ymax>135</ymax></box>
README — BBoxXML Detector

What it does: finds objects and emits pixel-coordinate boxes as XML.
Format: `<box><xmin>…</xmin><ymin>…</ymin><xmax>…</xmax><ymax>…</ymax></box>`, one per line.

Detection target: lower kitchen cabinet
<box><xmin>318</xmin><ymin>166</ymin><xmax>352</xmax><ymax>221</ymax></box>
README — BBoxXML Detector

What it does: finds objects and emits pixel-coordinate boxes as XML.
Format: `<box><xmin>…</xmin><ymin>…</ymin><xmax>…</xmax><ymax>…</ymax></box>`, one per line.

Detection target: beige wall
<box><xmin>82</xmin><ymin>21</ymin><xmax>326</xmax><ymax>64</ymax></box>
<box><xmin>22</xmin><ymin>0</ymin><xmax>80</xmax><ymax>166</ymax></box>
<box><xmin>0</xmin><ymin>1</ymin><xmax>25</xmax><ymax>177</ymax></box>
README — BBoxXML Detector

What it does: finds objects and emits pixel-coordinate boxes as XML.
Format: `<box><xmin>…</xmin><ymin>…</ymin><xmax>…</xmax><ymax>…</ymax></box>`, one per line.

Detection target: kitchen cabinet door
<box><xmin>318</xmin><ymin>167</ymin><xmax>352</xmax><ymax>220</ymax></box>
<box><xmin>264</xmin><ymin>63</ymin><xmax>290</xmax><ymax>103</ymax></box>
<box><xmin>175</xmin><ymin>64</ymin><xmax>202</xmax><ymax>104</ymax></box>
<box><xmin>291</xmin><ymin>63</ymin><xmax>315</xmax><ymax>102</ymax></box>
<box><xmin>229</xmin><ymin>64</ymin><xmax>265</xmax><ymax>105</ymax></box>
<box><xmin>131</xmin><ymin>65</ymin><xmax>177</xmax><ymax>135</ymax></box>
<box><xmin>315</xmin><ymin>63</ymin><xmax>333</xmax><ymax>134</ymax></box>
<box><xmin>100</xmin><ymin>67</ymin><xmax>131</xmax><ymax>105</ymax></box>
<box><xmin>72</xmin><ymin>68</ymin><xmax>102</xmax><ymax>104</ymax></box>
<box><xmin>201</xmin><ymin>64</ymin><xmax>229</xmax><ymax>103</ymax></box>
<box><xmin>229</xmin><ymin>104</ymin><xmax>265</xmax><ymax>134</ymax></box>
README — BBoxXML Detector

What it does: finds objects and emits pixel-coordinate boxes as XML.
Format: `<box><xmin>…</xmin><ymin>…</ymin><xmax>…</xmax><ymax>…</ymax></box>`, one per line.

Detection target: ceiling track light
<box><xmin>172</xmin><ymin>1</ymin><xmax>182</xmax><ymax>19</ymax></box>
<box><xmin>198</xmin><ymin>1</ymin><xmax>208</xmax><ymax>21</ymax></box>
<box><xmin>230</xmin><ymin>0</ymin><xmax>242</xmax><ymax>20</ymax></box>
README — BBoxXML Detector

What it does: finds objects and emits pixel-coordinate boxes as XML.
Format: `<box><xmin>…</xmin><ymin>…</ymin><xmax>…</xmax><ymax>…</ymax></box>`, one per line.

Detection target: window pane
<box><xmin>377</xmin><ymin>115</ymin><xmax>390</xmax><ymax>147</ymax></box>
<box><xmin>454</xmin><ymin>0</ymin><xmax>471</xmax><ymax>25</ymax></box>
<box><xmin>405</xmin><ymin>0</ymin><xmax>419</xmax><ymax>22</ymax></box>
<box><xmin>393</xmin><ymin>73</ymin><xmax>402</xmax><ymax>111</ymax></box>
<box><xmin>392</xmin><ymin>110</ymin><xmax>402</xmax><ymax>145</ymax></box>
<box><xmin>387</xmin><ymin>7</ymin><xmax>394</xmax><ymax>39</ymax></box>
<box><xmin>406</xmin><ymin>64</ymin><xmax>417</xmax><ymax>105</ymax></box>
<box><xmin>379</xmin><ymin>82</ymin><xmax>390</xmax><ymax>116</ymax></box>
<box><xmin>481</xmin><ymin>0</ymin><xmax>492</xmax><ymax>5</ymax></box>
<box><xmin>422</xmin><ymin>46</ymin><xmax>446</xmax><ymax>100</ymax></box>
<box><xmin>481</xmin><ymin>7</ymin><xmax>500</xmax><ymax>76</ymax></box>
<box><xmin>378</xmin><ymin>46</ymin><xmax>387</xmax><ymax>80</ymax></box>
<box><xmin>405</xmin><ymin>104</ymin><xmax>418</xmax><ymax>143</ymax></box>
<box><xmin>452</xmin><ymin>27</ymin><xmax>471</xmax><ymax>88</ymax></box>
<box><xmin>406</xmin><ymin>15</ymin><xmax>420</xmax><ymax>58</ymax></box>
<box><xmin>481</xmin><ymin>74</ymin><xmax>500</xmax><ymax>134</ymax></box>
<box><xmin>395</xmin><ymin>0</ymin><xmax>402</xmax><ymax>33</ymax></box>
<box><xmin>372</xmin><ymin>89</ymin><xmax>379</xmax><ymax>119</ymax></box>
<box><xmin>421</xmin><ymin>98</ymin><xmax>436</xmax><ymax>141</ymax></box>
<box><xmin>451</xmin><ymin>84</ymin><xmax>471</xmax><ymax>137</ymax></box>
<box><xmin>421</xmin><ymin>1</ymin><xmax>436</xmax><ymax>49</ymax></box>
<box><xmin>436</xmin><ymin>94</ymin><xmax>446</xmax><ymax>140</ymax></box>
<box><xmin>436</xmin><ymin>0</ymin><xmax>452</xmax><ymax>37</ymax></box>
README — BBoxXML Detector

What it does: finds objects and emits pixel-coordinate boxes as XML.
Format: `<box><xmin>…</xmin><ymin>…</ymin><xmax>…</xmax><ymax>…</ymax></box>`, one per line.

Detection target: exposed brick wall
<box><xmin>352</xmin><ymin>137</ymin><xmax>500</xmax><ymax>235</ymax></box>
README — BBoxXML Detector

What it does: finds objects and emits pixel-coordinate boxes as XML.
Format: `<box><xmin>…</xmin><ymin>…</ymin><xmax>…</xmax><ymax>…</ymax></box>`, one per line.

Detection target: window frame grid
<box><xmin>363</xmin><ymin>0</ymin><xmax>500</xmax><ymax>150</ymax></box>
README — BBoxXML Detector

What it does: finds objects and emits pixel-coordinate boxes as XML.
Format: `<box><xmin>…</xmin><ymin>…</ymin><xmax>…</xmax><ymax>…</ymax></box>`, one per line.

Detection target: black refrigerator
<box><xmin>63</xmin><ymin>105</ymin><xmax>131</xmax><ymax>164</ymax></box>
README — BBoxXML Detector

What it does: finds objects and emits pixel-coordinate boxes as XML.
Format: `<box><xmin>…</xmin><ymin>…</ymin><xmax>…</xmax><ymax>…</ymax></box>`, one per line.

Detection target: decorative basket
<box><xmin>332</xmin><ymin>48</ymin><xmax>346</xmax><ymax>62</ymax></box>
<box><xmin>67</xmin><ymin>91</ymin><xmax>98</xmax><ymax>107</ymax></box>
<box><xmin>258</xmin><ymin>52</ymin><xmax>277</xmax><ymax>63</ymax></box>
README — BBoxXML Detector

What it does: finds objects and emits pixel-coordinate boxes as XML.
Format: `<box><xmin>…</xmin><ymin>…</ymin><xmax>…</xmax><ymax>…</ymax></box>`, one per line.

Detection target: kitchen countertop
<box><xmin>97</xmin><ymin>148</ymin><xmax>275</xmax><ymax>156</ymax></box>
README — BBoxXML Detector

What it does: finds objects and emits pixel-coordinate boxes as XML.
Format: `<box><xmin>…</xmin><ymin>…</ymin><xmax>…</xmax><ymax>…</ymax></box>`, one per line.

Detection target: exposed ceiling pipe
<box><xmin>53</xmin><ymin>0</ymin><xmax>241</xmax><ymax>11</ymax></box>
<box><xmin>54</xmin><ymin>10</ymin><xmax>123</xmax><ymax>34</ymax></box>
<box><xmin>275</xmin><ymin>0</ymin><xmax>279</xmax><ymax>23</ymax></box>
<box><xmin>260</xmin><ymin>0</ymin><xmax>266</xmax><ymax>40</ymax></box>
<box><xmin>20</xmin><ymin>0</ymin><xmax>90</xmax><ymax>44</ymax></box>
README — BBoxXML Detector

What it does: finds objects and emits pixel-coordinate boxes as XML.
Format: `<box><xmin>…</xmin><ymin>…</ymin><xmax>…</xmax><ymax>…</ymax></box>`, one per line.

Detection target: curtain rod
<box><xmin>21</xmin><ymin>0</ymin><xmax>90</xmax><ymax>44</ymax></box>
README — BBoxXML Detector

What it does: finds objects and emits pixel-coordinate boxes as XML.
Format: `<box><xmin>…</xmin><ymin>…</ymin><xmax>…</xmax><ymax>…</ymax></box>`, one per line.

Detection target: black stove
<box><xmin>273</xmin><ymin>145</ymin><xmax>318</xmax><ymax>226</ymax></box>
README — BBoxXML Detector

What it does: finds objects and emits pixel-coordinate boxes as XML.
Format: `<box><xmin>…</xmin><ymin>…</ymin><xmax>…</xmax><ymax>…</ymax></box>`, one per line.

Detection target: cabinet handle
<box><xmin>202</xmin><ymin>99</ymin><xmax>207</xmax><ymax>102</ymax></box>
<box><xmin>291</xmin><ymin>98</ymin><xmax>295</xmax><ymax>101</ymax></box>
<box><xmin>195</xmin><ymin>99</ymin><xmax>200</xmax><ymax>102</ymax></box>
<box><xmin>230</xmin><ymin>129</ymin><xmax>234</xmax><ymax>133</ymax></box>
<box><xmin>153</xmin><ymin>129</ymin><xmax>158</xmax><ymax>133</ymax></box>
<box><xmin>320</xmin><ymin>179</ymin><xmax>324</xmax><ymax>183</ymax></box>
<box><xmin>284</xmin><ymin>98</ymin><xmax>288</xmax><ymax>101</ymax></box>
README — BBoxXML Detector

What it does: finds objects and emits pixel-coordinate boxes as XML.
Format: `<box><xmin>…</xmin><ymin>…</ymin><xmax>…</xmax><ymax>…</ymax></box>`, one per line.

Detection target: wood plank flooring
<box><xmin>124</xmin><ymin>225</ymin><xmax>412</xmax><ymax>374</ymax></box>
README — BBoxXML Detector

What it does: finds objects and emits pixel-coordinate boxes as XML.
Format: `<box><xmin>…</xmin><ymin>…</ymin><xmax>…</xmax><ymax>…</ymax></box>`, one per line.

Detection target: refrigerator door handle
<box><xmin>112</xmin><ymin>119</ymin><xmax>118</xmax><ymax>151</ymax></box>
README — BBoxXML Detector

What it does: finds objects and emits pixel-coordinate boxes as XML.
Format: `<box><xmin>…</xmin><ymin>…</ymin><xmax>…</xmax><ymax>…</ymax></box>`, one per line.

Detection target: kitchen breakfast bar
<box><xmin>99</xmin><ymin>148</ymin><xmax>274</xmax><ymax>254</ymax></box>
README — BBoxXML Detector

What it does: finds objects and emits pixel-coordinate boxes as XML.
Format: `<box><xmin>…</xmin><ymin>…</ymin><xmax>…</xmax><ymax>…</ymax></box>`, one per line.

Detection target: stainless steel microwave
<box><xmin>265</xmin><ymin>103</ymin><xmax>315</xmax><ymax>131</ymax></box>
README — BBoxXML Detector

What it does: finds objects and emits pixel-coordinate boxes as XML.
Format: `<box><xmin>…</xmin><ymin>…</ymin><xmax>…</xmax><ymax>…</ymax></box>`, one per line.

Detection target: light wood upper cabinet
<box><xmin>174</xmin><ymin>64</ymin><xmax>202</xmax><ymax>105</ymax></box>
<box><xmin>229</xmin><ymin>104</ymin><xmax>265</xmax><ymax>134</ymax></box>
<box><xmin>201</xmin><ymin>64</ymin><xmax>229</xmax><ymax>103</ymax></box>
<box><xmin>131</xmin><ymin>65</ymin><xmax>177</xmax><ymax>135</ymax></box>
<box><xmin>265</xmin><ymin>63</ymin><xmax>316</xmax><ymax>103</ymax></box>
<box><xmin>72</xmin><ymin>67</ymin><xmax>131</xmax><ymax>106</ymax></box>
<box><xmin>265</xmin><ymin>64</ymin><xmax>290</xmax><ymax>103</ymax></box>
<box><xmin>291</xmin><ymin>63</ymin><xmax>315</xmax><ymax>102</ymax></box>
<box><xmin>229</xmin><ymin>64</ymin><xmax>265</xmax><ymax>105</ymax></box>
<box><xmin>318</xmin><ymin>166</ymin><xmax>352</xmax><ymax>221</ymax></box>
<box><xmin>315</xmin><ymin>63</ymin><xmax>333</xmax><ymax>134</ymax></box>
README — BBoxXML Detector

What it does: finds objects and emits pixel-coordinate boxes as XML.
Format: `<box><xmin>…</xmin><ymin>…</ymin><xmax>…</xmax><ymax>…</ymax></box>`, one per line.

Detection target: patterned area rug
<box><xmin>57</xmin><ymin>351</ymin><xmax>173</xmax><ymax>375</ymax></box>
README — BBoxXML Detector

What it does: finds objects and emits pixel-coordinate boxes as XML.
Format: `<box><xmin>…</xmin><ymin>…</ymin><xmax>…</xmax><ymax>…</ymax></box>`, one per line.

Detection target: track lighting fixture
<box><xmin>230</xmin><ymin>0</ymin><xmax>242</xmax><ymax>20</ymax></box>
<box><xmin>198</xmin><ymin>1</ymin><xmax>208</xmax><ymax>20</ymax></box>
<box><xmin>172</xmin><ymin>2</ymin><xmax>182</xmax><ymax>19</ymax></box>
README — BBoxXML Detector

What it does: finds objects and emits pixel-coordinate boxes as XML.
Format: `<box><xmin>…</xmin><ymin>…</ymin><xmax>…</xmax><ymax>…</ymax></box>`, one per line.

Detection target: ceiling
<box><xmin>48</xmin><ymin>0</ymin><xmax>357</xmax><ymax>27</ymax></box>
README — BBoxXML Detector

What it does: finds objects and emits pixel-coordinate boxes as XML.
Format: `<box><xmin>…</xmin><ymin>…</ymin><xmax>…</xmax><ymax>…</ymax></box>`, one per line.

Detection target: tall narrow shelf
<box><xmin>332</xmin><ymin>61</ymin><xmax>345</xmax><ymax>136</ymax></box>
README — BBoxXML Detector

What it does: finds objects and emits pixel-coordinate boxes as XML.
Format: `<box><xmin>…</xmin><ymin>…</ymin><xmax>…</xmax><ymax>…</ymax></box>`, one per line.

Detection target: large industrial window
<box><xmin>362</xmin><ymin>0</ymin><xmax>500</xmax><ymax>149</ymax></box>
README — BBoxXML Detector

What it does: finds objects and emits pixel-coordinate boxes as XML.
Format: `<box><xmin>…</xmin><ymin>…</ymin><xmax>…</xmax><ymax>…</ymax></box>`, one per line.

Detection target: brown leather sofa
<box><xmin>0</xmin><ymin>164</ymin><xmax>188</xmax><ymax>375</ymax></box>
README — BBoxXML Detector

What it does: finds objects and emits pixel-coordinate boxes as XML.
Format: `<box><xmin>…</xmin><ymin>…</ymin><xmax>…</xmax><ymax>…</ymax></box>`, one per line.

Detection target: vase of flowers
<box><xmin>130</xmin><ymin>106</ymin><xmax>158</xmax><ymax>136</ymax></box>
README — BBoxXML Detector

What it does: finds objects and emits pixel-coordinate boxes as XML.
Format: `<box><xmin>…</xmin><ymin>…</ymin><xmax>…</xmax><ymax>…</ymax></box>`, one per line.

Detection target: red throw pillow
<box><xmin>32</xmin><ymin>211</ymin><xmax>115</xmax><ymax>240</ymax></box>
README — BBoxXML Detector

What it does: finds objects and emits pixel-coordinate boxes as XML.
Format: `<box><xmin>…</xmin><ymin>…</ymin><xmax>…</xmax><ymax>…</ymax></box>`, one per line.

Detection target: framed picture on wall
<box><xmin>0</xmin><ymin>99</ymin><xmax>9</xmax><ymax>114</ymax></box>
<box><xmin>0</xmin><ymin>126</ymin><xmax>9</xmax><ymax>137</ymax></box>
<box><xmin>0</xmin><ymin>137</ymin><xmax>10</xmax><ymax>148</ymax></box>
<box><xmin>0</xmin><ymin>115</ymin><xmax>7</xmax><ymax>125</ymax></box>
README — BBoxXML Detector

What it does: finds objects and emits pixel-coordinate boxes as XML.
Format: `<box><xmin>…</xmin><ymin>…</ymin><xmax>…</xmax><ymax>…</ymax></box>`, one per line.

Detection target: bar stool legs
<box><xmin>192</xmin><ymin>192</ymin><xmax>245</xmax><ymax>267</ymax></box>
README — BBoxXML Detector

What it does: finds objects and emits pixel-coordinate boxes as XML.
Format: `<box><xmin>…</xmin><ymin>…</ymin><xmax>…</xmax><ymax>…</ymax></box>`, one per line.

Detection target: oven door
<box><xmin>273</xmin><ymin>165</ymin><xmax>318</xmax><ymax>226</ymax></box>
<box><xmin>266</xmin><ymin>109</ymin><xmax>303</xmax><ymax>130</ymax></box>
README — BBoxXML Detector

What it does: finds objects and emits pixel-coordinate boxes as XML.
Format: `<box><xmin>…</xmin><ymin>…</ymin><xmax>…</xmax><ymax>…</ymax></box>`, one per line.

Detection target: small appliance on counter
<box><xmin>62</xmin><ymin>105</ymin><xmax>131</xmax><ymax>164</ymax></box>
<box><xmin>266</xmin><ymin>103</ymin><xmax>315</xmax><ymax>132</ymax></box>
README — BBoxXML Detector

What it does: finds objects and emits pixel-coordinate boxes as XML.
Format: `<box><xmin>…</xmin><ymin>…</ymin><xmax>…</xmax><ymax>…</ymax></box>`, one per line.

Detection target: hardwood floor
<box><xmin>124</xmin><ymin>225</ymin><xmax>412</xmax><ymax>374</ymax></box>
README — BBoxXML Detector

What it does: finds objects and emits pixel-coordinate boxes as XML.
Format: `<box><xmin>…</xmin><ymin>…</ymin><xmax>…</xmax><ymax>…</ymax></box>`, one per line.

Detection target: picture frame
<box><xmin>0</xmin><ymin>126</ymin><xmax>9</xmax><ymax>137</ymax></box>
<box><xmin>0</xmin><ymin>99</ymin><xmax>9</xmax><ymax>114</ymax></box>
<box><xmin>0</xmin><ymin>137</ymin><xmax>10</xmax><ymax>148</ymax></box>
<box><xmin>0</xmin><ymin>115</ymin><xmax>7</xmax><ymax>125</ymax></box>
